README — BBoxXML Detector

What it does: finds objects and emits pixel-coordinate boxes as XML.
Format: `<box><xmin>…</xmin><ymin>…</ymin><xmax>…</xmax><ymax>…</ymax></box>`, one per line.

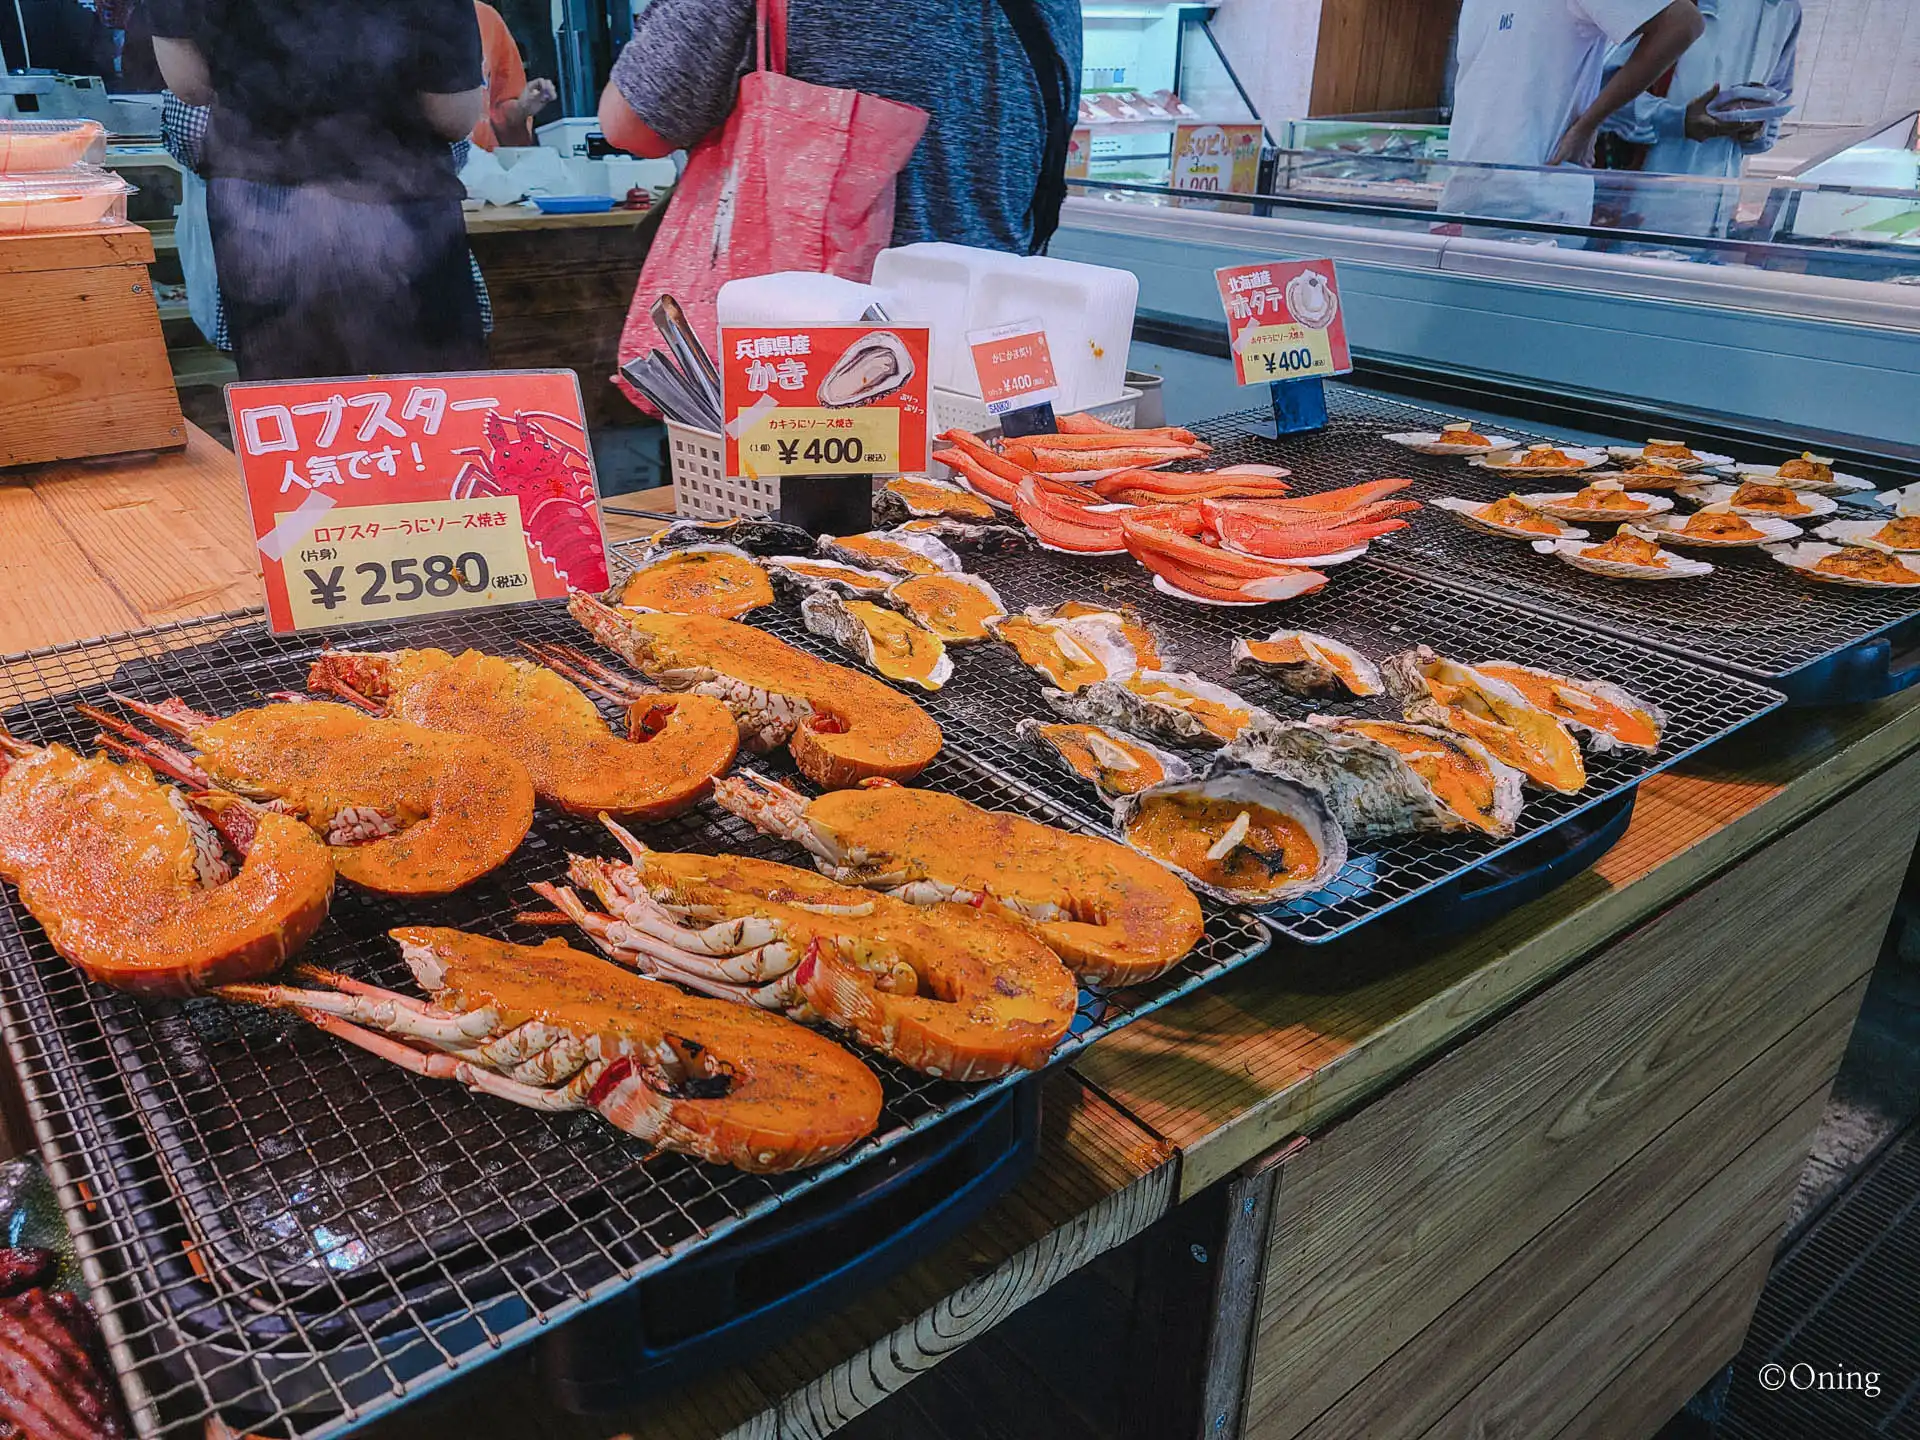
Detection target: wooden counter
<box><xmin>4</xmin><ymin>432</ymin><xmax>1917</xmax><ymax>1440</ymax></box>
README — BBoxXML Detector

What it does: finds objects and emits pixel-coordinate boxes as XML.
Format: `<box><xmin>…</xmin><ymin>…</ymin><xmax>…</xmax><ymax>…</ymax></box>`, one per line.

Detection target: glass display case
<box><xmin>1782</xmin><ymin>113</ymin><xmax>1920</xmax><ymax>248</ymax></box>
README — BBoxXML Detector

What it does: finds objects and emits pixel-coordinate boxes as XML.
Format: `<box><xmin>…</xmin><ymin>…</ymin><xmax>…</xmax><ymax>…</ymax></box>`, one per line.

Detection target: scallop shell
<box><xmin>1590</xmin><ymin>466</ymin><xmax>1699</xmax><ymax>491</ymax></box>
<box><xmin>1604</xmin><ymin>444</ymin><xmax>1730</xmax><ymax>472</ymax></box>
<box><xmin>1230</xmin><ymin>630</ymin><xmax>1383</xmax><ymax>698</ymax></box>
<box><xmin>1517</xmin><ymin>486</ymin><xmax>1674</xmax><ymax>523</ymax></box>
<box><xmin>1636</xmin><ymin>510</ymin><xmax>1802</xmax><ymax>548</ymax></box>
<box><xmin>1014</xmin><ymin>718</ymin><xmax>1195</xmax><ymax>802</ymax></box>
<box><xmin>1382</xmin><ymin>430</ymin><xmax>1520</xmax><ymax>456</ymax></box>
<box><xmin>1382</xmin><ymin>647</ymin><xmax>1588</xmax><ymax>794</ymax></box>
<box><xmin>1469</xmin><ymin>661</ymin><xmax>1666</xmax><ymax>756</ymax></box>
<box><xmin>884</xmin><ymin>571</ymin><xmax>1008</xmax><ymax>643</ymax></box>
<box><xmin>1111</xmin><ymin>765</ymin><xmax>1347</xmax><ymax>906</ymax></box>
<box><xmin>766</xmin><ymin>555</ymin><xmax>898</xmax><ymax>600</ymax></box>
<box><xmin>1468</xmin><ymin>446</ymin><xmax>1607</xmax><ymax>474</ymax></box>
<box><xmin>1044</xmin><ymin>670</ymin><xmax>1275</xmax><ymax>748</ymax></box>
<box><xmin>1432</xmin><ymin>496</ymin><xmax>1587</xmax><ymax>542</ymax></box>
<box><xmin>1724</xmin><ymin>461</ymin><xmax>1874</xmax><ymax>494</ymax></box>
<box><xmin>873</xmin><ymin>476</ymin><xmax>998</xmax><ymax>525</ymax></box>
<box><xmin>1813</xmin><ymin>518</ymin><xmax>1920</xmax><ymax>554</ymax></box>
<box><xmin>1532</xmin><ymin>533</ymin><xmax>1714</xmax><ymax>581</ymax></box>
<box><xmin>1224</xmin><ymin>718</ymin><xmax>1520</xmax><ymax>838</ymax></box>
<box><xmin>799</xmin><ymin>590</ymin><xmax>953</xmax><ymax>691</ymax></box>
<box><xmin>818</xmin><ymin>529</ymin><xmax>964</xmax><ymax>577</ymax></box>
<box><xmin>1767</xmin><ymin>542</ymin><xmax>1920</xmax><ymax>589</ymax></box>
<box><xmin>1676</xmin><ymin>483</ymin><xmax>1837</xmax><ymax>520</ymax></box>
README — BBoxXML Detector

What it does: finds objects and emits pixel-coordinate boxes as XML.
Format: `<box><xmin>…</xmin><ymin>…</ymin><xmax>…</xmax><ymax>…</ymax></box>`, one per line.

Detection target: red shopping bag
<box><xmin>615</xmin><ymin>0</ymin><xmax>929</xmax><ymax>410</ymax></box>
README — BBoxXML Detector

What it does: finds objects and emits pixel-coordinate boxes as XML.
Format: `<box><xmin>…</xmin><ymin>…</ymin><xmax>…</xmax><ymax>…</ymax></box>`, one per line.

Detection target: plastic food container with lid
<box><xmin>0</xmin><ymin>119</ymin><xmax>107</xmax><ymax>173</ymax></box>
<box><xmin>0</xmin><ymin>170</ymin><xmax>133</xmax><ymax>234</ymax></box>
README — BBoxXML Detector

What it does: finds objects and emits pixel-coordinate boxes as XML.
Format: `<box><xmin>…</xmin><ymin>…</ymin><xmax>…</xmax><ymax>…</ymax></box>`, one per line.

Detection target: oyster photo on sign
<box><xmin>817</xmin><ymin>332</ymin><xmax>915</xmax><ymax>408</ymax></box>
<box><xmin>1114</xmin><ymin>767</ymin><xmax>1347</xmax><ymax>906</ymax></box>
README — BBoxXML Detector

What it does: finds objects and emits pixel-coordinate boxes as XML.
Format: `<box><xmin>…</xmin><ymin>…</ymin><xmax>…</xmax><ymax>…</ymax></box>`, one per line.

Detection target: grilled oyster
<box><xmin>818</xmin><ymin>331</ymin><xmax>914</xmax><ymax>408</ymax></box>
<box><xmin>1308</xmin><ymin>718</ymin><xmax>1523</xmax><ymax>838</ymax></box>
<box><xmin>1042</xmin><ymin>602</ymin><xmax>1174</xmax><ymax>671</ymax></box>
<box><xmin>1045</xmin><ymin>670</ymin><xmax>1272</xmax><ymax>748</ymax></box>
<box><xmin>643</xmin><ymin>516</ymin><xmax>817</xmax><ymax>556</ymax></box>
<box><xmin>1015</xmin><ymin>719</ymin><xmax>1194</xmax><ymax>801</ymax></box>
<box><xmin>1113</xmin><ymin>766</ymin><xmax>1346</xmax><ymax>906</ymax></box>
<box><xmin>1383</xmin><ymin>647</ymin><xmax>1586</xmax><ymax>794</ymax></box>
<box><xmin>874</xmin><ymin>476</ymin><xmax>998</xmax><ymax>525</ymax></box>
<box><xmin>1768</xmin><ymin>542</ymin><xmax>1920</xmax><ymax>589</ymax></box>
<box><xmin>766</xmin><ymin>555</ymin><xmax>898</xmax><ymax>601</ymax></box>
<box><xmin>1533</xmin><ymin>528</ymin><xmax>1714</xmax><ymax>581</ymax></box>
<box><xmin>800</xmin><ymin>591</ymin><xmax>953</xmax><ymax>691</ymax></box>
<box><xmin>991</xmin><ymin>609</ymin><xmax>1140</xmax><ymax>693</ymax></box>
<box><xmin>894</xmin><ymin>516</ymin><xmax>1033</xmax><ymax>554</ymax></box>
<box><xmin>1472</xmin><ymin>662</ymin><xmax>1665</xmax><ymax>755</ymax></box>
<box><xmin>818</xmin><ymin>529</ymin><xmax>963</xmax><ymax>577</ymax></box>
<box><xmin>885</xmin><ymin>572</ymin><xmax>1007</xmax><ymax>643</ymax></box>
<box><xmin>1230</xmin><ymin>630</ymin><xmax>1382</xmax><ymax>698</ymax></box>
<box><xmin>1433</xmin><ymin>495</ymin><xmax>1586</xmax><ymax>541</ymax></box>
<box><xmin>618</xmin><ymin>544</ymin><xmax>773</xmax><ymax>619</ymax></box>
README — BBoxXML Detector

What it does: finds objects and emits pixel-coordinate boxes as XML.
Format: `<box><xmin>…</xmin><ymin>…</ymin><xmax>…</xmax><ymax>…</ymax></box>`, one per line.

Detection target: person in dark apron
<box><xmin>149</xmin><ymin>0</ymin><xmax>489</xmax><ymax>381</ymax></box>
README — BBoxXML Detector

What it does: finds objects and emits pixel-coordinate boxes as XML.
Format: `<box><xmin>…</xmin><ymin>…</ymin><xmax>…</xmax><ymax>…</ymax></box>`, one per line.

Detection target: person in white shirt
<box><xmin>1599</xmin><ymin>0</ymin><xmax>1801</xmax><ymax>239</ymax></box>
<box><xmin>1441</xmin><ymin>0</ymin><xmax>1705</xmax><ymax>233</ymax></box>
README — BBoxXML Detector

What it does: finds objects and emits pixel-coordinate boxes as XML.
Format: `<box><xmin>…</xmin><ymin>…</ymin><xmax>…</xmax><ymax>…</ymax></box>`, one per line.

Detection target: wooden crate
<box><xmin>0</xmin><ymin>223</ymin><xmax>184</xmax><ymax>469</ymax></box>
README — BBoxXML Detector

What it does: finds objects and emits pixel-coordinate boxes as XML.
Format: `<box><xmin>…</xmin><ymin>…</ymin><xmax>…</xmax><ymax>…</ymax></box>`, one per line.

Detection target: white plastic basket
<box><xmin>930</xmin><ymin>385</ymin><xmax>1140</xmax><ymax>439</ymax></box>
<box><xmin>666</xmin><ymin>421</ymin><xmax>779</xmax><ymax>520</ymax></box>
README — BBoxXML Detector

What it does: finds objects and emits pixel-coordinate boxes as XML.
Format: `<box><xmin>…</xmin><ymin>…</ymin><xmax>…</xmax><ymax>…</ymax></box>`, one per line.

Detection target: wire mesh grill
<box><xmin>755</xmin><ymin>542</ymin><xmax>1779</xmax><ymax>944</ymax></box>
<box><xmin>0</xmin><ymin>601</ymin><xmax>1267</xmax><ymax>1439</ymax></box>
<box><xmin>1184</xmin><ymin>390</ymin><xmax>1920</xmax><ymax>682</ymax></box>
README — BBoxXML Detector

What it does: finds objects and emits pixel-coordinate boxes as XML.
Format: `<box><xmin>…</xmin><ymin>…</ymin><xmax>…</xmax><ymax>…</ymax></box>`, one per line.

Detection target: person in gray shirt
<box><xmin>598</xmin><ymin>0</ymin><xmax>1080</xmax><ymax>255</ymax></box>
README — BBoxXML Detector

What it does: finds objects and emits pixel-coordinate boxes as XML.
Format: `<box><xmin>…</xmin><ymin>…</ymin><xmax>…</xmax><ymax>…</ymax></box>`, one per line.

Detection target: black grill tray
<box><xmin>0</xmin><ymin>602</ymin><xmax>1267</xmax><ymax>1437</ymax></box>
<box><xmin>1187</xmin><ymin>391</ymin><xmax>1920</xmax><ymax>686</ymax></box>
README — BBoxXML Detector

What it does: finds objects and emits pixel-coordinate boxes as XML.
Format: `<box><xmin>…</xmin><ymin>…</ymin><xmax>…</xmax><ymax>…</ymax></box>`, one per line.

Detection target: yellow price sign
<box><xmin>737</xmin><ymin>407</ymin><xmax>900</xmax><ymax>478</ymax></box>
<box><xmin>281</xmin><ymin>497</ymin><xmax>539</xmax><ymax>631</ymax></box>
<box><xmin>1236</xmin><ymin>321</ymin><xmax>1336</xmax><ymax>383</ymax></box>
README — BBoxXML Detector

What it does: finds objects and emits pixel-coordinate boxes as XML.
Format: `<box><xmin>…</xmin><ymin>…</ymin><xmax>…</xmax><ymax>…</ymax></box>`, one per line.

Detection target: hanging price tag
<box><xmin>227</xmin><ymin>370</ymin><xmax>609</xmax><ymax>634</ymax></box>
<box><xmin>721</xmin><ymin>324</ymin><xmax>931</xmax><ymax>479</ymax></box>
<box><xmin>1214</xmin><ymin>259</ymin><xmax>1353</xmax><ymax>388</ymax></box>
<box><xmin>967</xmin><ymin>319</ymin><xmax>1060</xmax><ymax>418</ymax></box>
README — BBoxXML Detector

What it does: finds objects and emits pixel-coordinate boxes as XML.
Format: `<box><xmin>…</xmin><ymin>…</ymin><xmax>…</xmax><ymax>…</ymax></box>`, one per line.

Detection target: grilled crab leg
<box><xmin>539</xmin><ymin>819</ymin><xmax>1078</xmax><ymax>1081</ymax></box>
<box><xmin>218</xmin><ymin>927</ymin><xmax>884</xmax><ymax>1174</ymax></box>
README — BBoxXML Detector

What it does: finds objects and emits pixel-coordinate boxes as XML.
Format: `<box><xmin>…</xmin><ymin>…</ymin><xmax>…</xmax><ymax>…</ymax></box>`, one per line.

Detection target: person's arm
<box><xmin>495</xmin><ymin>76</ymin><xmax>556</xmax><ymax>147</ymax></box>
<box><xmin>412</xmin><ymin>0</ymin><xmax>486</xmax><ymax>143</ymax></box>
<box><xmin>598</xmin><ymin>82</ymin><xmax>677</xmax><ymax>157</ymax></box>
<box><xmin>1741</xmin><ymin>7</ymin><xmax>1800</xmax><ymax>154</ymax></box>
<box><xmin>599</xmin><ymin>0</ymin><xmax>755</xmax><ymax>158</ymax></box>
<box><xmin>1549</xmin><ymin>0</ymin><xmax>1706</xmax><ymax>166</ymax></box>
<box><xmin>151</xmin><ymin>37</ymin><xmax>213</xmax><ymax>105</ymax></box>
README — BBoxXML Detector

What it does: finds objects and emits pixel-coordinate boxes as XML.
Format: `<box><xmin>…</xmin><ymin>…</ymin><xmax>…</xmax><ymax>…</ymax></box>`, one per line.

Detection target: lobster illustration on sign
<box><xmin>449</xmin><ymin>410</ymin><xmax>609</xmax><ymax>591</ymax></box>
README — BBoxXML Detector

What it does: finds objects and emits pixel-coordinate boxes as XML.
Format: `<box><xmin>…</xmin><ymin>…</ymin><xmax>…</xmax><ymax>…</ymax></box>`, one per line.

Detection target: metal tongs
<box><xmin>619</xmin><ymin>293</ymin><xmax>725</xmax><ymax>432</ymax></box>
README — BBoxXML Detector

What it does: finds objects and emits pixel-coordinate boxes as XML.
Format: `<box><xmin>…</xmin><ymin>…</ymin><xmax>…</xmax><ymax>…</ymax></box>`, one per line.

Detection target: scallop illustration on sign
<box><xmin>1285</xmin><ymin>269</ymin><xmax>1339</xmax><ymax>330</ymax></box>
<box><xmin>818</xmin><ymin>332</ymin><xmax>915</xmax><ymax>408</ymax></box>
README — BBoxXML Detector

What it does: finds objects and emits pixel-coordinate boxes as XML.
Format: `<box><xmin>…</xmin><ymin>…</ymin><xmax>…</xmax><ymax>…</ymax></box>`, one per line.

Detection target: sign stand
<box><xmin>1269</xmin><ymin>377</ymin><xmax>1328</xmax><ymax>435</ymax></box>
<box><xmin>1000</xmin><ymin>402</ymin><xmax>1059</xmax><ymax>441</ymax></box>
<box><xmin>779</xmin><ymin>474</ymin><xmax>873</xmax><ymax>535</ymax></box>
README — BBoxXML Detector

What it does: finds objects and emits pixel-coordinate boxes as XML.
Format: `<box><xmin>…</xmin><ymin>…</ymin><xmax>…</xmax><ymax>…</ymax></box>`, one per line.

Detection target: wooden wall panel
<box><xmin>1308</xmin><ymin>0</ymin><xmax>1460</xmax><ymax>117</ymax></box>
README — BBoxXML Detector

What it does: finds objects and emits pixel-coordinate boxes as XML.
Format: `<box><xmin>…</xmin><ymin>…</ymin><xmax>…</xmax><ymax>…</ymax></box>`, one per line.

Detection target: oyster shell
<box><xmin>800</xmin><ymin>590</ymin><xmax>953</xmax><ymax>691</ymax></box>
<box><xmin>1675</xmin><ymin>482</ymin><xmax>1837</xmax><ymax>520</ymax></box>
<box><xmin>766</xmin><ymin>555</ymin><xmax>897</xmax><ymax>600</ymax></box>
<box><xmin>991</xmin><ymin>609</ymin><xmax>1140</xmax><ymax>693</ymax></box>
<box><xmin>817</xmin><ymin>331</ymin><xmax>914</xmax><ymax>408</ymax></box>
<box><xmin>1383</xmin><ymin>647</ymin><xmax>1587</xmax><ymax>794</ymax></box>
<box><xmin>1767</xmin><ymin>541</ymin><xmax>1920</xmax><ymax>589</ymax></box>
<box><xmin>1113</xmin><ymin>765</ymin><xmax>1347</xmax><ymax>906</ymax></box>
<box><xmin>873</xmin><ymin>476</ymin><xmax>997</xmax><ymax>525</ymax></box>
<box><xmin>1309</xmin><ymin>718</ymin><xmax>1523</xmax><ymax>838</ymax></box>
<box><xmin>643</xmin><ymin>516</ymin><xmax>817</xmax><ymax>556</ymax></box>
<box><xmin>885</xmin><ymin>571</ymin><xmax>1008</xmax><ymax>643</ymax></box>
<box><xmin>1532</xmin><ymin>530</ymin><xmax>1714</xmax><ymax>581</ymax></box>
<box><xmin>1041</xmin><ymin>602</ymin><xmax>1175</xmax><ymax>671</ymax></box>
<box><xmin>1230</xmin><ymin>630</ymin><xmax>1383</xmax><ymax>698</ymax></box>
<box><xmin>1432</xmin><ymin>495</ymin><xmax>1587</xmax><ymax>542</ymax></box>
<box><xmin>618</xmin><ymin>544</ymin><xmax>772</xmax><ymax>619</ymax></box>
<box><xmin>1472</xmin><ymin>662</ymin><xmax>1665</xmax><ymax>755</ymax></box>
<box><xmin>1045</xmin><ymin>670</ymin><xmax>1273</xmax><ymax>748</ymax></box>
<box><xmin>1015</xmin><ymin>719</ymin><xmax>1194</xmax><ymax>801</ymax></box>
<box><xmin>818</xmin><ymin>529</ymin><xmax>963</xmax><ymax>577</ymax></box>
<box><xmin>893</xmin><ymin>516</ymin><xmax>1033</xmax><ymax>554</ymax></box>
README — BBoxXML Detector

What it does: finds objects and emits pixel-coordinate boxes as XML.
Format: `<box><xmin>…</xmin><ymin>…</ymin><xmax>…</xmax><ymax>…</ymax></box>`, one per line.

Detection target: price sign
<box><xmin>968</xmin><ymin>320</ymin><xmax>1060</xmax><ymax>418</ymax></box>
<box><xmin>1214</xmin><ymin>259</ymin><xmax>1353</xmax><ymax>387</ymax></box>
<box><xmin>1172</xmin><ymin>123</ymin><xmax>1263</xmax><ymax>194</ymax></box>
<box><xmin>228</xmin><ymin>370</ymin><xmax>608</xmax><ymax>634</ymax></box>
<box><xmin>721</xmin><ymin>324</ymin><xmax>931</xmax><ymax>479</ymax></box>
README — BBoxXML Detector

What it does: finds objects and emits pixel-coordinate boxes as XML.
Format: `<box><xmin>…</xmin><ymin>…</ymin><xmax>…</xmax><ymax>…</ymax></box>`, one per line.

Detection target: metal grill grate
<box><xmin>773</xmin><ymin>543</ymin><xmax>1781</xmax><ymax>944</ymax></box>
<box><xmin>1184</xmin><ymin>390</ymin><xmax>1920</xmax><ymax>682</ymax></box>
<box><xmin>0</xmin><ymin>601</ymin><xmax>1268</xmax><ymax>1438</ymax></box>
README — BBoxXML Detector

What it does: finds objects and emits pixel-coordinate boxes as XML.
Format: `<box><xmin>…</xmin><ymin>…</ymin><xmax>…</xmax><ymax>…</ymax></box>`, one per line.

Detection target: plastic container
<box><xmin>532</xmin><ymin>194</ymin><xmax>614</xmax><ymax>214</ymax></box>
<box><xmin>716</xmin><ymin>271</ymin><xmax>890</xmax><ymax>329</ymax></box>
<box><xmin>929</xmin><ymin>386</ymin><xmax>1140</xmax><ymax>439</ymax></box>
<box><xmin>0</xmin><ymin>169</ymin><xmax>132</xmax><ymax>234</ymax></box>
<box><xmin>535</xmin><ymin>118</ymin><xmax>604</xmax><ymax>158</ymax></box>
<box><xmin>0</xmin><ymin>119</ymin><xmax>106</xmax><ymax>173</ymax></box>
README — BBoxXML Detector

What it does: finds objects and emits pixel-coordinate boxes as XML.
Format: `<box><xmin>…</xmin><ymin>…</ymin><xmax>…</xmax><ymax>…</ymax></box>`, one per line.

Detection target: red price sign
<box><xmin>1215</xmin><ymin>259</ymin><xmax>1352</xmax><ymax>387</ymax></box>
<box><xmin>227</xmin><ymin>370</ymin><xmax>609</xmax><ymax>634</ymax></box>
<box><xmin>968</xmin><ymin>320</ymin><xmax>1061</xmax><ymax>417</ymax></box>
<box><xmin>721</xmin><ymin>324</ymin><xmax>931</xmax><ymax>478</ymax></box>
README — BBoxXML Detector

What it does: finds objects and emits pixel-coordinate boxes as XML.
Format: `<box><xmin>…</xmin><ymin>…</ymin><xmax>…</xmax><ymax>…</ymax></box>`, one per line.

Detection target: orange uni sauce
<box><xmin>1124</xmin><ymin>794</ymin><xmax>1318</xmax><ymax>897</ymax></box>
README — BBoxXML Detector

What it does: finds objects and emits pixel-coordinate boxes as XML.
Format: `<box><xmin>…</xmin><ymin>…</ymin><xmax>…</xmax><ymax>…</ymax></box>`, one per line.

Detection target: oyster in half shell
<box><xmin>1310</xmin><ymin>718</ymin><xmax>1523</xmax><ymax>838</ymax></box>
<box><xmin>992</xmin><ymin>608</ymin><xmax>1140</xmax><ymax>693</ymax></box>
<box><xmin>1015</xmin><ymin>719</ymin><xmax>1195</xmax><ymax>801</ymax></box>
<box><xmin>1231</xmin><ymin>630</ymin><xmax>1383</xmax><ymax>698</ymax></box>
<box><xmin>894</xmin><ymin>516</ymin><xmax>1033</xmax><ymax>554</ymax></box>
<box><xmin>1113</xmin><ymin>765</ymin><xmax>1347</xmax><ymax>906</ymax></box>
<box><xmin>1045</xmin><ymin>670</ymin><xmax>1273</xmax><ymax>748</ymax></box>
<box><xmin>873</xmin><ymin>476</ymin><xmax>998</xmax><ymax>525</ymax></box>
<box><xmin>618</xmin><ymin>544</ymin><xmax>772</xmax><ymax>619</ymax></box>
<box><xmin>766</xmin><ymin>555</ymin><xmax>897</xmax><ymax>601</ymax></box>
<box><xmin>1384</xmin><ymin>647</ymin><xmax>1587</xmax><ymax>794</ymax></box>
<box><xmin>886</xmin><ymin>571</ymin><xmax>1007</xmax><ymax>643</ymax></box>
<box><xmin>818</xmin><ymin>529</ymin><xmax>963</xmax><ymax>577</ymax></box>
<box><xmin>644</xmin><ymin>516</ymin><xmax>817</xmax><ymax>556</ymax></box>
<box><xmin>1473</xmin><ymin>662</ymin><xmax>1665</xmax><ymax>755</ymax></box>
<box><xmin>801</xmin><ymin>590</ymin><xmax>953</xmax><ymax>691</ymax></box>
<box><xmin>818</xmin><ymin>331</ymin><xmax>914</xmax><ymax>408</ymax></box>
<box><xmin>1042</xmin><ymin>601</ymin><xmax>1175</xmax><ymax>671</ymax></box>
